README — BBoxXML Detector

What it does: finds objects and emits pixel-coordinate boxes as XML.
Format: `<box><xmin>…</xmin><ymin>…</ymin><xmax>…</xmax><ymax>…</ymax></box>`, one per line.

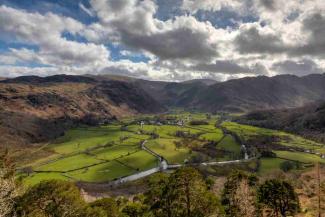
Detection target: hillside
<box><xmin>181</xmin><ymin>74</ymin><xmax>325</xmax><ymax>112</ymax></box>
<box><xmin>2</xmin><ymin>73</ymin><xmax>325</xmax><ymax>147</ymax></box>
<box><xmin>236</xmin><ymin>102</ymin><xmax>325</xmax><ymax>143</ymax></box>
<box><xmin>119</xmin><ymin>73</ymin><xmax>325</xmax><ymax>112</ymax></box>
<box><xmin>0</xmin><ymin>75</ymin><xmax>165</xmax><ymax>147</ymax></box>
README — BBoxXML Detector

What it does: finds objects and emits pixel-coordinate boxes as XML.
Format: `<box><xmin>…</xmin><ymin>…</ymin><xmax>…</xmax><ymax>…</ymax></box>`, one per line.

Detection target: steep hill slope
<box><xmin>176</xmin><ymin>74</ymin><xmax>325</xmax><ymax>112</ymax></box>
<box><xmin>236</xmin><ymin>102</ymin><xmax>325</xmax><ymax>143</ymax></box>
<box><xmin>103</xmin><ymin>74</ymin><xmax>325</xmax><ymax>112</ymax></box>
<box><xmin>0</xmin><ymin>75</ymin><xmax>165</xmax><ymax>147</ymax></box>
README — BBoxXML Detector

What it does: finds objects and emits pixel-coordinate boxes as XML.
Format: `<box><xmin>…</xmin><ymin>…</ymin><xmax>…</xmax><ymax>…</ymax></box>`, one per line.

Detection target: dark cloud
<box><xmin>290</xmin><ymin>13</ymin><xmax>325</xmax><ymax>57</ymax></box>
<box><xmin>235</xmin><ymin>26</ymin><xmax>286</xmax><ymax>54</ymax></box>
<box><xmin>235</xmin><ymin>13</ymin><xmax>325</xmax><ymax>58</ymax></box>
<box><xmin>259</xmin><ymin>0</ymin><xmax>276</xmax><ymax>11</ymax></box>
<box><xmin>272</xmin><ymin>59</ymin><xmax>323</xmax><ymax>76</ymax></box>
<box><xmin>120</xmin><ymin>27</ymin><xmax>218</xmax><ymax>61</ymax></box>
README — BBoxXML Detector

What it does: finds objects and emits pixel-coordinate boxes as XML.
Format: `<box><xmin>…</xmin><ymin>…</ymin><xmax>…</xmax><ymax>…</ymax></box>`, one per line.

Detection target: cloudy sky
<box><xmin>0</xmin><ymin>0</ymin><xmax>324</xmax><ymax>81</ymax></box>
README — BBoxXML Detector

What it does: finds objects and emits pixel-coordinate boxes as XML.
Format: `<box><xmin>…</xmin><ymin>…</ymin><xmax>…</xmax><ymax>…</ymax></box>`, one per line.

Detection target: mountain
<box><xmin>134</xmin><ymin>79</ymin><xmax>210</xmax><ymax>107</ymax></box>
<box><xmin>0</xmin><ymin>75</ymin><xmax>165</xmax><ymax>147</ymax></box>
<box><xmin>236</xmin><ymin>101</ymin><xmax>325</xmax><ymax>143</ymax></box>
<box><xmin>93</xmin><ymin>73</ymin><xmax>325</xmax><ymax>112</ymax></box>
<box><xmin>135</xmin><ymin>74</ymin><xmax>325</xmax><ymax>112</ymax></box>
<box><xmin>2</xmin><ymin>73</ymin><xmax>325</xmax><ymax>147</ymax></box>
<box><xmin>92</xmin><ymin>76</ymin><xmax>212</xmax><ymax>107</ymax></box>
<box><xmin>181</xmin><ymin>79</ymin><xmax>217</xmax><ymax>86</ymax></box>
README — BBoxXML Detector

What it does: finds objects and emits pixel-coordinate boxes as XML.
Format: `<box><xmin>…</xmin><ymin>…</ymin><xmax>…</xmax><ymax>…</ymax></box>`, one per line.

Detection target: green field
<box><xmin>217</xmin><ymin>135</ymin><xmax>241</xmax><ymax>155</ymax></box>
<box><xmin>21</xmin><ymin>112</ymin><xmax>323</xmax><ymax>186</ymax></box>
<box><xmin>146</xmin><ymin>138</ymin><xmax>192</xmax><ymax>164</ymax></box>
<box><xmin>68</xmin><ymin>161</ymin><xmax>135</xmax><ymax>182</ymax></box>
<box><xmin>274</xmin><ymin>151</ymin><xmax>325</xmax><ymax>163</ymax></box>
<box><xmin>21</xmin><ymin>172</ymin><xmax>70</xmax><ymax>186</ymax></box>
<box><xmin>199</xmin><ymin>128</ymin><xmax>224</xmax><ymax>141</ymax></box>
<box><xmin>258</xmin><ymin>158</ymin><xmax>287</xmax><ymax>174</ymax></box>
<box><xmin>222</xmin><ymin>122</ymin><xmax>325</xmax><ymax>154</ymax></box>
<box><xmin>22</xmin><ymin>112</ymin><xmax>233</xmax><ymax>185</ymax></box>
<box><xmin>35</xmin><ymin>154</ymin><xmax>102</xmax><ymax>172</ymax></box>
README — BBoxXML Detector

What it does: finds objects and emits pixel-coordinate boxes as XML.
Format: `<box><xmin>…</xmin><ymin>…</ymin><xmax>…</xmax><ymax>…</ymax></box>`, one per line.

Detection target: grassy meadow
<box><xmin>20</xmin><ymin>112</ymin><xmax>325</xmax><ymax>186</ymax></box>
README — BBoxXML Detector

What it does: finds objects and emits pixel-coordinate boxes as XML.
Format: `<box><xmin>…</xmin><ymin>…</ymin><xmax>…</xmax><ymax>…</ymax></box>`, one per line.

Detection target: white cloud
<box><xmin>181</xmin><ymin>0</ymin><xmax>245</xmax><ymax>14</ymax></box>
<box><xmin>88</xmin><ymin>0</ymin><xmax>220</xmax><ymax>61</ymax></box>
<box><xmin>0</xmin><ymin>5</ymin><xmax>110</xmax><ymax>67</ymax></box>
<box><xmin>79</xmin><ymin>2</ymin><xmax>95</xmax><ymax>17</ymax></box>
<box><xmin>0</xmin><ymin>0</ymin><xmax>324</xmax><ymax>81</ymax></box>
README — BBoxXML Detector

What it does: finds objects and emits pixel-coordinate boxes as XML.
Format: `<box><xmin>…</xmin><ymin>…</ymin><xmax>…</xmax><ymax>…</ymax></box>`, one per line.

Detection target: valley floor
<box><xmin>18</xmin><ymin>112</ymin><xmax>325</xmax><ymax>188</ymax></box>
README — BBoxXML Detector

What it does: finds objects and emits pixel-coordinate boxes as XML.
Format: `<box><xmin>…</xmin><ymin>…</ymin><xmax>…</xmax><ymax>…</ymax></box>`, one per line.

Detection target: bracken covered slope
<box><xmin>0</xmin><ymin>75</ymin><xmax>165</xmax><ymax>147</ymax></box>
<box><xmin>236</xmin><ymin>101</ymin><xmax>325</xmax><ymax>143</ymax></box>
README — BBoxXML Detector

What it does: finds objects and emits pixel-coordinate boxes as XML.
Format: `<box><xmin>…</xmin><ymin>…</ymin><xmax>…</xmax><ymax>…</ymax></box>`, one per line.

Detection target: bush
<box><xmin>260</xmin><ymin>150</ymin><xmax>277</xmax><ymax>158</ymax></box>
<box><xmin>280</xmin><ymin>160</ymin><xmax>301</xmax><ymax>172</ymax></box>
<box><xmin>189</xmin><ymin>120</ymin><xmax>209</xmax><ymax>125</ymax></box>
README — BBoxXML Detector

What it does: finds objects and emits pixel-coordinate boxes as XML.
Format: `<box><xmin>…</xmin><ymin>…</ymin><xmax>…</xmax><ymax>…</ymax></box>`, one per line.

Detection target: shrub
<box><xmin>189</xmin><ymin>120</ymin><xmax>209</xmax><ymax>125</ymax></box>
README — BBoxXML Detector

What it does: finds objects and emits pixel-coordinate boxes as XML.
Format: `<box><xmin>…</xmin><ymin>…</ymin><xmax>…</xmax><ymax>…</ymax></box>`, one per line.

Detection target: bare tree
<box><xmin>0</xmin><ymin>150</ymin><xmax>19</xmax><ymax>217</ymax></box>
<box><xmin>316</xmin><ymin>163</ymin><xmax>321</xmax><ymax>217</ymax></box>
<box><xmin>234</xmin><ymin>179</ymin><xmax>258</xmax><ymax>217</ymax></box>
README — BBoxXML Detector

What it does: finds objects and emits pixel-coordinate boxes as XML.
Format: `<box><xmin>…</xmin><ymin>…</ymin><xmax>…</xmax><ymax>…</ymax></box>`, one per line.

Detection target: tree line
<box><xmin>1</xmin><ymin>151</ymin><xmax>301</xmax><ymax>217</ymax></box>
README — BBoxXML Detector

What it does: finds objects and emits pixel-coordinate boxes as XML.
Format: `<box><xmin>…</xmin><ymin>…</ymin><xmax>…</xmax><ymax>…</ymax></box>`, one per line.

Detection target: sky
<box><xmin>0</xmin><ymin>0</ymin><xmax>324</xmax><ymax>81</ymax></box>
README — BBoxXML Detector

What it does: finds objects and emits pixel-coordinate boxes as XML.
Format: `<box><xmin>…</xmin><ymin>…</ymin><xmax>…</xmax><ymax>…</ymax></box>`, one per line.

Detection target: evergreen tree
<box><xmin>257</xmin><ymin>179</ymin><xmax>299</xmax><ymax>217</ymax></box>
<box><xmin>145</xmin><ymin>168</ymin><xmax>219</xmax><ymax>217</ymax></box>
<box><xmin>89</xmin><ymin>198</ymin><xmax>119</xmax><ymax>217</ymax></box>
<box><xmin>15</xmin><ymin>180</ymin><xmax>105</xmax><ymax>217</ymax></box>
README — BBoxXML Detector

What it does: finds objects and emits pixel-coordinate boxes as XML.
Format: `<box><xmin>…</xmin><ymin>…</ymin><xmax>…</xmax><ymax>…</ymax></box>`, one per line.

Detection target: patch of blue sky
<box><xmin>0</xmin><ymin>0</ymin><xmax>98</xmax><ymax>24</ymax></box>
<box><xmin>0</xmin><ymin>40</ymin><xmax>39</xmax><ymax>52</ymax></box>
<box><xmin>13</xmin><ymin>61</ymin><xmax>52</xmax><ymax>68</ymax></box>
<box><xmin>61</xmin><ymin>31</ymin><xmax>89</xmax><ymax>43</ymax></box>
<box><xmin>106</xmin><ymin>43</ymin><xmax>150</xmax><ymax>63</ymax></box>
<box><xmin>155</xmin><ymin>0</ymin><xmax>185</xmax><ymax>21</ymax></box>
<box><xmin>195</xmin><ymin>9</ymin><xmax>258</xmax><ymax>29</ymax></box>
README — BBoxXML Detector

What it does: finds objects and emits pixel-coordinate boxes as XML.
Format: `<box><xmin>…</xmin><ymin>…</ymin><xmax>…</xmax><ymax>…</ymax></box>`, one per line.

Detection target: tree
<box><xmin>234</xmin><ymin>179</ymin><xmax>258</xmax><ymax>217</ymax></box>
<box><xmin>121</xmin><ymin>202</ymin><xmax>151</xmax><ymax>217</ymax></box>
<box><xmin>89</xmin><ymin>198</ymin><xmax>119</xmax><ymax>217</ymax></box>
<box><xmin>15</xmin><ymin>180</ymin><xmax>104</xmax><ymax>217</ymax></box>
<box><xmin>280</xmin><ymin>161</ymin><xmax>295</xmax><ymax>172</ymax></box>
<box><xmin>221</xmin><ymin>170</ymin><xmax>259</xmax><ymax>217</ymax></box>
<box><xmin>145</xmin><ymin>168</ymin><xmax>219</xmax><ymax>217</ymax></box>
<box><xmin>0</xmin><ymin>150</ymin><xmax>20</xmax><ymax>217</ymax></box>
<box><xmin>315</xmin><ymin>163</ymin><xmax>322</xmax><ymax>217</ymax></box>
<box><xmin>257</xmin><ymin>179</ymin><xmax>299</xmax><ymax>217</ymax></box>
<box><xmin>144</xmin><ymin>173</ymin><xmax>172</xmax><ymax>217</ymax></box>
